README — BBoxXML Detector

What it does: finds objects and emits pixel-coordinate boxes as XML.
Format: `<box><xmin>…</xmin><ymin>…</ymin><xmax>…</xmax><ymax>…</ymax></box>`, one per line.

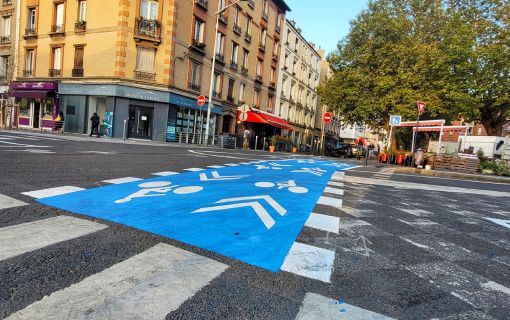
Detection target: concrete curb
<box><xmin>394</xmin><ymin>167</ymin><xmax>510</xmax><ymax>184</ymax></box>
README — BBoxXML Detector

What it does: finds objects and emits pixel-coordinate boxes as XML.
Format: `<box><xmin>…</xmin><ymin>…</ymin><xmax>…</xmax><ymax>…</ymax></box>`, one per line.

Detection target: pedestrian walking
<box><xmin>369</xmin><ymin>144</ymin><xmax>375</xmax><ymax>160</ymax></box>
<box><xmin>89</xmin><ymin>112</ymin><xmax>100</xmax><ymax>137</ymax></box>
<box><xmin>243</xmin><ymin>128</ymin><xmax>250</xmax><ymax>149</ymax></box>
<box><xmin>356</xmin><ymin>138</ymin><xmax>364</xmax><ymax>160</ymax></box>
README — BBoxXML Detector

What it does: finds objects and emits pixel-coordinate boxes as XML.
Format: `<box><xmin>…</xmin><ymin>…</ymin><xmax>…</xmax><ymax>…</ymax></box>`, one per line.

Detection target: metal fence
<box><xmin>152</xmin><ymin>129</ymin><xmax>240</xmax><ymax>149</ymax></box>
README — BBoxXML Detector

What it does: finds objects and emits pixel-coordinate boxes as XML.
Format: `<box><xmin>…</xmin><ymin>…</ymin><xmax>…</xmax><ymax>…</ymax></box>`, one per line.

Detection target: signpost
<box><xmin>412</xmin><ymin>101</ymin><xmax>426</xmax><ymax>153</ymax></box>
<box><xmin>239</xmin><ymin>104</ymin><xmax>249</xmax><ymax>122</ymax></box>
<box><xmin>388</xmin><ymin>115</ymin><xmax>401</xmax><ymax>155</ymax></box>
<box><xmin>197</xmin><ymin>95</ymin><xmax>206</xmax><ymax>144</ymax></box>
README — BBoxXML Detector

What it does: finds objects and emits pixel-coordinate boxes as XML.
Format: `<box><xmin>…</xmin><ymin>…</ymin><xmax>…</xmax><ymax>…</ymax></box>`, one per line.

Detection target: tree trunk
<box><xmin>480</xmin><ymin>108</ymin><xmax>506</xmax><ymax>136</ymax></box>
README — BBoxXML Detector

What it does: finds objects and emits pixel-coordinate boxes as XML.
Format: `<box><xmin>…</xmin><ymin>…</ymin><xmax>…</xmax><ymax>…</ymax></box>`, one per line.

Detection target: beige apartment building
<box><xmin>9</xmin><ymin>0</ymin><xmax>290</xmax><ymax>144</ymax></box>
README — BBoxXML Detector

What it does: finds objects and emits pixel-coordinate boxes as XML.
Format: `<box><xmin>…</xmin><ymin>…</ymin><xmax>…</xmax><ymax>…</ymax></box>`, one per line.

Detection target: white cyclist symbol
<box><xmin>114</xmin><ymin>181</ymin><xmax>203</xmax><ymax>204</ymax></box>
<box><xmin>255</xmin><ymin>180</ymin><xmax>308</xmax><ymax>194</ymax></box>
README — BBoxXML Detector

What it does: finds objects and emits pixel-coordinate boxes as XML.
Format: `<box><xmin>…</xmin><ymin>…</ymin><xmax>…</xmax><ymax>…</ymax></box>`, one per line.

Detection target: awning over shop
<box><xmin>10</xmin><ymin>90</ymin><xmax>54</xmax><ymax>98</ymax></box>
<box><xmin>413</xmin><ymin>125</ymin><xmax>468</xmax><ymax>133</ymax></box>
<box><xmin>237</xmin><ymin>111</ymin><xmax>292</xmax><ymax>130</ymax></box>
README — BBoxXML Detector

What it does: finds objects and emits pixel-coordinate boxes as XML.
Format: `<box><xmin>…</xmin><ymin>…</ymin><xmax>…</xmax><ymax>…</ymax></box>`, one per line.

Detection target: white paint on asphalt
<box><xmin>401</xmin><ymin>237</ymin><xmax>432</xmax><ymax>250</ymax></box>
<box><xmin>77</xmin><ymin>151</ymin><xmax>116</xmax><ymax>155</ymax></box>
<box><xmin>151</xmin><ymin>171</ymin><xmax>179</xmax><ymax>177</ymax></box>
<box><xmin>0</xmin><ymin>140</ymin><xmax>49</xmax><ymax>148</ymax></box>
<box><xmin>21</xmin><ymin>186</ymin><xmax>85</xmax><ymax>199</ymax></box>
<box><xmin>207</xmin><ymin>165</ymin><xmax>226</xmax><ymax>169</ymax></box>
<box><xmin>327</xmin><ymin>181</ymin><xmax>344</xmax><ymax>188</ymax></box>
<box><xmin>6</xmin><ymin>243</ymin><xmax>228</xmax><ymax>320</ymax></box>
<box><xmin>305</xmin><ymin>213</ymin><xmax>340</xmax><ymax>234</ymax></box>
<box><xmin>317</xmin><ymin>196</ymin><xmax>343</xmax><ymax>208</ymax></box>
<box><xmin>323</xmin><ymin>187</ymin><xmax>344</xmax><ymax>196</ymax></box>
<box><xmin>398</xmin><ymin>208</ymin><xmax>433</xmax><ymax>217</ymax></box>
<box><xmin>281</xmin><ymin>242</ymin><xmax>335</xmax><ymax>283</ymax></box>
<box><xmin>188</xmin><ymin>149</ymin><xmax>256</xmax><ymax>160</ymax></box>
<box><xmin>224</xmin><ymin>163</ymin><xmax>240</xmax><ymax>166</ymax></box>
<box><xmin>485</xmin><ymin>218</ymin><xmax>510</xmax><ymax>230</ymax></box>
<box><xmin>344</xmin><ymin>176</ymin><xmax>510</xmax><ymax>197</ymax></box>
<box><xmin>183</xmin><ymin>168</ymin><xmax>205</xmax><ymax>172</ymax></box>
<box><xmin>102</xmin><ymin>177</ymin><xmax>142</xmax><ymax>184</ymax></box>
<box><xmin>0</xmin><ymin>216</ymin><xmax>107</xmax><ymax>262</ymax></box>
<box><xmin>295</xmin><ymin>292</ymin><xmax>395</xmax><ymax>320</ymax></box>
<box><xmin>481</xmin><ymin>281</ymin><xmax>510</xmax><ymax>295</ymax></box>
<box><xmin>0</xmin><ymin>194</ymin><xmax>28</xmax><ymax>210</ymax></box>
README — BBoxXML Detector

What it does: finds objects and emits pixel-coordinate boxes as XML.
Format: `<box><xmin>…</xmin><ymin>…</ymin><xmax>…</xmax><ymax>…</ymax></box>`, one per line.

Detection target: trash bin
<box><xmin>396</xmin><ymin>154</ymin><xmax>404</xmax><ymax>165</ymax></box>
<box><xmin>414</xmin><ymin>148</ymin><xmax>425</xmax><ymax>167</ymax></box>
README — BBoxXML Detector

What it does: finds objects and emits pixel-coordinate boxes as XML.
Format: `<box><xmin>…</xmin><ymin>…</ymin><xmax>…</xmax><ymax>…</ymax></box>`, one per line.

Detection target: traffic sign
<box><xmin>417</xmin><ymin>101</ymin><xmax>426</xmax><ymax>115</ymax></box>
<box><xmin>322</xmin><ymin>112</ymin><xmax>332</xmax><ymax>123</ymax></box>
<box><xmin>240</xmin><ymin>104</ymin><xmax>249</xmax><ymax>113</ymax></box>
<box><xmin>240</xmin><ymin>112</ymin><xmax>248</xmax><ymax>122</ymax></box>
<box><xmin>197</xmin><ymin>95</ymin><xmax>206</xmax><ymax>107</ymax></box>
<box><xmin>389</xmin><ymin>115</ymin><xmax>401</xmax><ymax>126</ymax></box>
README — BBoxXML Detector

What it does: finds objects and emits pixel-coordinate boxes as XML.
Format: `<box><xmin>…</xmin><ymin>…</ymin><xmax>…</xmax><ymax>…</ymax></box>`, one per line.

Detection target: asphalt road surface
<box><xmin>1</xmin><ymin>131</ymin><xmax>509</xmax><ymax>320</ymax></box>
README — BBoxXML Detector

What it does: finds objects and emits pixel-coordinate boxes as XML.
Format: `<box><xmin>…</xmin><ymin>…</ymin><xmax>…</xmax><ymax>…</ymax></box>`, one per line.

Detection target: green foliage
<box><xmin>476</xmin><ymin>148</ymin><xmax>485</xmax><ymax>158</ymax></box>
<box><xmin>481</xmin><ymin>160</ymin><xmax>510</xmax><ymax>176</ymax></box>
<box><xmin>269</xmin><ymin>136</ymin><xmax>277</xmax><ymax>146</ymax></box>
<box><xmin>320</xmin><ymin>0</ymin><xmax>510</xmax><ymax>134</ymax></box>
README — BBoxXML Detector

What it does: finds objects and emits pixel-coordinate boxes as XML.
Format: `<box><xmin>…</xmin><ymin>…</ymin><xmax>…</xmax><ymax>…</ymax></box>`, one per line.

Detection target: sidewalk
<box><xmin>394</xmin><ymin>166</ymin><xmax>510</xmax><ymax>184</ymax></box>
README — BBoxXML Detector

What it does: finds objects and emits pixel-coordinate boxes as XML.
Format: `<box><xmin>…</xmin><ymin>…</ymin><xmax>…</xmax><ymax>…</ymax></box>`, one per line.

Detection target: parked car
<box><xmin>324</xmin><ymin>142</ymin><xmax>353</xmax><ymax>158</ymax></box>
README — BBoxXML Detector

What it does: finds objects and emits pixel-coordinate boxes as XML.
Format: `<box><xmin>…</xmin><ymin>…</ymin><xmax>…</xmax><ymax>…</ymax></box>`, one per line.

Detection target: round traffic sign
<box><xmin>197</xmin><ymin>95</ymin><xmax>206</xmax><ymax>107</ymax></box>
<box><xmin>240</xmin><ymin>112</ymin><xmax>248</xmax><ymax>122</ymax></box>
<box><xmin>322</xmin><ymin>112</ymin><xmax>332</xmax><ymax>123</ymax></box>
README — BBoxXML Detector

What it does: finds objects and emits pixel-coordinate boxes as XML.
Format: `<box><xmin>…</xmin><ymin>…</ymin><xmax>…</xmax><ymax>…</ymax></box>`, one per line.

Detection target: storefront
<box><xmin>10</xmin><ymin>82</ymin><xmax>58</xmax><ymax>130</ymax></box>
<box><xmin>58</xmin><ymin>84</ymin><xmax>168</xmax><ymax>139</ymax></box>
<box><xmin>237</xmin><ymin>108</ymin><xmax>292</xmax><ymax>149</ymax></box>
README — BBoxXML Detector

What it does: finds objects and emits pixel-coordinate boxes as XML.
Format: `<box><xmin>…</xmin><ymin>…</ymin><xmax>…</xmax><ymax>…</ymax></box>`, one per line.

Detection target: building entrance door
<box><xmin>128</xmin><ymin>105</ymin><xmax>153</xmax><ymax>139</ymax></box>
<box><xmin>32</xmin><ymin>101</ymin><xmax>40</xmax><ymax>128</ymax></box>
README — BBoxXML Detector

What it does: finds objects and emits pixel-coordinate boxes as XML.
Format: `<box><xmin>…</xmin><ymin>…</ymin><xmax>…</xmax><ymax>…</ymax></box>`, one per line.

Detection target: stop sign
<box><xmin>322</xmin><ymin>112</ymin><xmax>332</xmax><ymax>123</ymax></box>
<box><xmin>197</xmin><ymin>95</ymin><xmax>206</xmax><ymax>107</ymax></box>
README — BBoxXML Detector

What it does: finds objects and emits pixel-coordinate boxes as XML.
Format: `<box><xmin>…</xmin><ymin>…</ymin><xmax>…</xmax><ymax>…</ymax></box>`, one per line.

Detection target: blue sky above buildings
<box><xmin>285</xmin><ymin>0</ymin><xmax>369</xmax><ymax>56</ymax></box>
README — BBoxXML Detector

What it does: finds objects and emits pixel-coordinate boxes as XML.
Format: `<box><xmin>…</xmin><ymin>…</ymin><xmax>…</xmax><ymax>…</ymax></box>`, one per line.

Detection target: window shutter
<box><xmin>74</xmin><ymin>47</ymin><xmax>84</xmax><ymax>68</ymax></box>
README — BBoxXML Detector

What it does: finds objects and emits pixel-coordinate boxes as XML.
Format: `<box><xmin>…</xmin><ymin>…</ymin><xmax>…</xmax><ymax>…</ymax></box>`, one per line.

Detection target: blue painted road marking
<box><xmin>38</xmin><ymin>160</ymin><xmax>355</xmax><ymax>271</ymax></box>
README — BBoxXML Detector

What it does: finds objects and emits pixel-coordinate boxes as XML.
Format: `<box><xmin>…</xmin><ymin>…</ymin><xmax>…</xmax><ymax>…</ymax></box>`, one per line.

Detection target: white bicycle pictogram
<box><xmin>254</xmin><ymin>180</ymin><xmax>308</xmax><ymax>194</ymax></box>
<box><xmin>115</xmin><ymin>181</ymin><xmax>203</xmax><ymax>204</ymax></box>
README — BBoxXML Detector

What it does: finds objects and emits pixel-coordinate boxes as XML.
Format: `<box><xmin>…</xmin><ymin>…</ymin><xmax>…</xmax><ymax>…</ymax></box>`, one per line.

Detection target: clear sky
<box><xmin>285</xmin><ymin>0</ymin><xmax>370</xmax><ymax>56</ymax></box>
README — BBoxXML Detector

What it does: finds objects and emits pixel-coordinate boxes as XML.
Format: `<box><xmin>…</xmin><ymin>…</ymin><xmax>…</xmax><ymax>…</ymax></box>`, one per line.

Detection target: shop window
<box><xmin>19</xmin><ymin>99</ymin><xmax>30</xmax><ymax>117</ymax></box>
<box><xmin>42</xmin><ymin>99</ymin><xmax>53</xmax><ymax>118</ymax></box>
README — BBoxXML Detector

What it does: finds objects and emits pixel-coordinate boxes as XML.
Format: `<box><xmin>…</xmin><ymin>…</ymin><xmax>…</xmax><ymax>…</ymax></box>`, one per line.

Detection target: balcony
<box><xmin>269</xmin><ymin>81</ymin><xmax>276</xmax><ymax>89</ymax></box>
<box><xmin>212</xmin><ymin>91</ymin><xmax>221</xmax><ymax>99</ymax></box>
<box><xmin>0</xmin><ymin>36</ymin><xmax>9</xmax><ymax>44</ymax></box>
<box><xmin>23</xmin><ymin>70</ymin><xmax>33</xmax><ymax>77</ymax></box>
<box><xmin>50</xmin><ymin>24</ymin><xmax>65</xmax><ymax>35</ymax></box>
<box><xmin>241</xmin><ymin>66</ymin><xmax>248</xmax><ymax>75</ymax></box>
<box><xmin>258</xmin><ymin>43</ymin><xmax>265</xmax><ymax>52</ymax></box>
<box><xmin>247</xmin><ymin>0</ymin><xmax>255</xmax><ymax>9</ymax></box>
<box><xmin>75</xmin><ymin>20</ymin><xmax>87</xmax><ymax>32</ymax></box>
<box><xmin>195</xmin><ymin>0</ymin><xmax>208</xmax><ymax>10</ymax></box>
<box><xmin>190</xmin><ymin>38</ymin><xmax>206</xmax><ymax>53</ymax></box>
<box><xmin>244</xmin><ymin>32</ymin><xmax>251</xmax><ymax>43</ymax></box>
<box><xmin>24</xmin><ymin>27</ymin><xmax>37</xmax><ymax>39</ymax></box>
<box><xmin>230</xmin><ymin>61</ymin><xmax>238</xmax><ymax>70</ymax></box>
<box><xmin>289</xmin><ymin>97</ymin><xmax>295</xmax><ymax>104</ymax></box>
<box><xmin>188</xmin><ymin>82</ymin><xmax>201</xmax><ymax>92</ymax></box>
<box><xmin>135</xmin><ymin>17</ymin><xmax>161</xmax><ymax>42</ymax></box>
<box><xmin>262</xmin><ymin>12</ymin><xmax>268</xmax><ymax>22</ymax></box>
<box><xmin>2</xmin><ymin>0</ymin><xmax>12</xmax><ymax>5</ymax></box>
<box><xmin>233</xmin><ymin>24</ymin><xmax>242</xmax><ymax>35</ymax></box>
<box><xmin>134</xmin><ymin>70</ymin><xmax>156</xmax><ymax>81</ymax></box>
<box><xmin>227</xmin><ymin>96</ymin><xmax>235</xmax><ymax>103</ymax></box>
<box><xmin>215</xmin><ymin>53</ymin><xmax>225</xmax><ymax>64</ymax></box>
<box><xmin>296</xmin><ymin>101</ymin><xmax>303</xmax><ymax>108</ymax></box>
<box><xmin>48</xmin><ymin>69</ymin><xmax>61</xmax><ymax>77</ymax></box>
<box><xmin>72</xmin><ymin>68</ymin><xmax>84</xmax><ymax>77</ymax></box>
<box><xmin>219</xmin><ymin>13</ymin><xmax>228</xmax><ymax>25</ymax></box>
<box><xmin>272</xmin><ymin>53</ymin><xmax>278</xmax><ymax>61</ymax></box>
<box><xmin>255</xmin><ymin>75</ymin><xmax>263</xmax><ymax>83</ymax></box>
<box><xmin>275</xmin><ymin>25</ymin><xmax>281</xmax><ymax>33</ymax></box>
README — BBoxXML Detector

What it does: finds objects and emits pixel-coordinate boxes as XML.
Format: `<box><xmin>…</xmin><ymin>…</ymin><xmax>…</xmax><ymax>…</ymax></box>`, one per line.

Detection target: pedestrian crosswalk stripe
<box><xmin>317</xmin><ymin>196</ymin><xmax>343</xmax><ymax>208</ymax></box>
<box><xmin>323</xmin><ymin>187</ymin><xmax>344</xmax><ymax>196</ymax></box>
<box><xmin>5</xmin><ymin>243</ymin><xmax>228</xmax><ymax>320</ymax></box>
<box><xmin>224</xmin><ymin>163</ymin><xmax>240</xmax><ymax>166</ymax></box>
<box><xmin>295</xmin><ymin>293</ymin><xmax>395</xmax><ymax>320</ymax></box>
<box><xmin>281</xmin><ymin>242</ymin><xmax>335</xmax><ymax>283</ymax></box>
<box><xmin>151</xmin><ymin>171</ymin><xmax>179</xmax><ymax>177</ymax></box>
<box><xmin>327</xmin><ymin>181</ymin><xmax>344</xmax><ymax>188</ymax></box>
<box><xmin>102</xmin><ymin>177</ymin><xmax>142</xmax><ymax>184</ymax></box>
<box><xmin>207</xmin><ymin>165</ymin><xmax>226</xmax><ymax>169</ymax></box>
<box><xmin>21</xmin><ymin>186</ymin><xmax>85</xmax><ymax>199</ymax></box>
<box><xmin>183</xmin><ymin>168</ymin><xmax>205</xmax><ymax>172</ymax></box>
<box><xmin>0</xmin><ymin>194</ymin><xmax>28</xmax><ymax>210</ymax></box>
<box><xmin>0</xmin><ymin>216</ymin><xmax>107</xmax><ymax>262</ymax></box>
<box><xmin>305</xmin><ymin>213</ymin><xmax>340</xmax><ymax>234</ymax></box>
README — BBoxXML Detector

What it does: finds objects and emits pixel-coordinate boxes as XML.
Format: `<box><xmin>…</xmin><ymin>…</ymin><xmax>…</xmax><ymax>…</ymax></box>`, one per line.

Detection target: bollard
<box><xmin>255</xmin><ymin>136</ymin><xmax>258</xmax><ymax>150</ymax></box>
<box><xmin>123</xmin><ymin>119</ymin><xmax>128</xmax><ymax>141</ymax></box>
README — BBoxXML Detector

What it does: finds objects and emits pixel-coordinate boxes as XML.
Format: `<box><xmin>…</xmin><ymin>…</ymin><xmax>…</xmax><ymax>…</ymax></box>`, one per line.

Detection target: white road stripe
<box><xmin>0</xmin><ymin>194</ymin><xmax>28</xmax><ymax>210</ymax></box>
<box><xmin>1</xmin><ymin>133</ymin><xmax>61</xmax><ymax>141</ymax></box>
<box><xmin>296</xmin><ymin>292</ymin><xmax>395</xmax><ymax>320</ymax></box>
<box><xmin>151</xmin><ymin>171</ymin><xmax>179</xmax><ymax>177</ymax></box>
<box><xmin>305</xmin><ymin>213</ymin><xmax>340</xmax><ymax>234</ymax></box>
<box><xmin>323</xmin><ymin>187</ymin><xmax>344</xmax><ymax>196</ymax></box>
<box><xmin>332</xmin><ymin>172</ymin><xmax>345</xmax><ymax>181</ymax></box>
<box><xmin>317</xmin><ymin>196</ymin><xmax>343</xmax><ymax>208</ymax></box>
<box><xmin>22</xmin><ymin>186</ymin><xmax>85</xmax><ymax>199</ymax></box>
<box><xmin>0</xmin><ymin>140</ymin><xmax>48</xmax><ymax>148</ymax></box>
<box><xmin>102</xmin><ymin>177</ymin><xmax>142</xmax><ymax>184</ymax></box>
<box><xmin>224</xmin><ymin>163</ymin><xmax>240</xmax><ymax>166</ymax></box>
<box><xmin>281</xmin><ymin>242</ymin><xmax>335</xmax><ymax>283</ymax></box>
<box><xmin>6</xmin><ymin>243</ymin><xmax>228</xmax><ymax>320</ymax></box>
<box><xmin>183</xmin><ymin>168</ymin><xmax>205</xmax><ymax>172</ymax></box>
<box><xmin>0</xmin><ymin>216</ymin><xmax>107</xmax><ymax>262</ymax></box>
<box><xmin>207</xmin><ymin>165</ymin><xmax>226</xmax><ymax>169</ymax></box>
<box><xmin>328</xmin><ymin>181</ymin><xmax>344</xmax><ymax>188</ymax></box>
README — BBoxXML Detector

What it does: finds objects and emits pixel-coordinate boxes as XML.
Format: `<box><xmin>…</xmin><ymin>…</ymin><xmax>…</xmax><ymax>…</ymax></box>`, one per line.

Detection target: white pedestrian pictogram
<box><xmin>255</xmin><ymin>180</ymin><xmax>308</xmax><ymax>194</ymax></box>
<box><xmin>192</xmin><ymin>195</ymin><xmax>286</xmax><ymax>229</ymax></box>
<box><xmin>291</xmin><ymin>167</ymin><xmax>327</xmax><ymax>176</ymax></box>
<box><xmin>199</xmin><ymin>171</ymin><xmax>249</xmax><ymax>181</ymax></box>
<box><xmin>114</xmin><ymin>181</ymin><xmax>203</xmax><ymax>204</ymax></box>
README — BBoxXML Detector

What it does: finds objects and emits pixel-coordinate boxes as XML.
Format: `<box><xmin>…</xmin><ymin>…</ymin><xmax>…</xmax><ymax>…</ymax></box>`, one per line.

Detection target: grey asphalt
<box><xmin>0</xmin><ymin>131</ymin><xmax>509</xmax><ymax>320</ymax></box>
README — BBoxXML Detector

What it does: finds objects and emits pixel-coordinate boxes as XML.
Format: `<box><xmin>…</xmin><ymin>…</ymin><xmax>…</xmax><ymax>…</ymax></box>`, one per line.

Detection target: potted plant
<box><xmin>268</xmin><ymin>136</ymin><xmax>277</xmax><ymax>152</ymax></box>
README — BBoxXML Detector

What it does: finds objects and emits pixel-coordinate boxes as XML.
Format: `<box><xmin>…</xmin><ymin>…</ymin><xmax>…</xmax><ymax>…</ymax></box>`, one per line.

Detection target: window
<box><xmin>286</xmin><ymin>30</ymin><xmax>291</xmax><ymax>44</ymax></box>
<box><xmin>256</xmin><ymin>59</ymin><xmax>263</xmax><ymax>77</ymax></box>
<box><xmin>216</xmin><ymin>32</ymin><xmax>225</xmax><ymax>55</ymax></box>
<box><xmin>213</xmin><ymin>72</ymin><xmax>222</xmax><ymax>96</ymax></box>
<box><xmin>273</xmin><ymin>40</ymin><xmax>279</xmax><ymax>57</ymax></box>
<box><xmin>52</xmin><ymin>47</ymin><xmax>62</xmax><ymax>71</ymax></box>
<box><xmin>219</xmin><ymin>0</ymin><xmax>226</xmax><ymax>11</ymax></box>
<box><xmin>270</xmin><ymin>67</ymin><xmax>275</xmax><ymax>82</ymax></box>
<box><xmin>2</xmin><ymin>16</ymin><xmax>10</xmax><ymax>38</ymax></box>
<box><xmin>27</xmin><ymin>7</ymin><xmax>36</xmax><ymax>31</ymax></box>
<box><xmin>246</xmin><ymin>16</ymin><xmax>252</xmax><ymax>35</ymax></box>
<box><xmin>78</xmin><ymin>0</ymin><xmax>87</xmax><ymax>21</ymax></box>
<box><xmin>239</xmin><ymin>83</ymin><xmax>245</xmax><ymax>101</ymax></box>
<box><xmin>189</xmin><ymin>60</ymin><xmax>201</xmax><ymax>85</ymax></box>
<box><xmin>54</xmin><ymin>2</ymin><xmax>65</xmax><ymax>30</ymax></box>
<box><xmin>140</xmin><ymin>0</ymin><xmax>158</xmax><ymax>20</ymax></box>
<box><xmin>268</xmin><ymin>95</ymin><xmax>274</xmax><ymax>112</ymax></box>
<box><xmin>242</xmin><ymin>49</ymin><xmax>249</xmax><ymax>67</ymax></box>
<box><xmin>193</xmin><ymin>18</ymin><xmax>205</xmax><ymax>43</ymax></box>
<box><xmin>234</xmin><ymin>5</ymin><xmax>240</xmax><ymax>26</ymax></box>
<box><xmin>253</xmin><ymin>89</ymin><xmax>260</xmax><ymax>106</ymax></box>
<box><xmin>0</xmin><ymin>56</ymin><xmax>8</xmax><ymax>78</ymax></box>
<box><xmin>276</xmin><ymin>13</ymin><xmax>282</xmax><ymax>29</ymax></box>
<box><xmin>74</xmin><ymin>46</ymin><xmax>84</xmax><ymax>68</ymax></box>
<box><xmin>231</xmin><ymin>42</ymin><xmax>238</xmax><ymax>64</ymax></box>
<box><xmin>227</xmin><ymin>78</ymin><xmax>235</xmax><ymax>99</ymax></box>
<box><xmin>25</xmin><ymin>49</ymin><xmax>34</xmax><ymax>73</ymax></box>
<box><xmin>135</xmin><ymin>47</ymin><xmax>155</xmax><ymax>73</ymax></box>
<box><xmin>260</xmin><ymin>28</ymin><xmax>266</xmax><ymax>46</ymax></box>
<box><xmin>262</xmin><ymin>0</ymin><xmax>268</xmax><ymax>17</ymax></box>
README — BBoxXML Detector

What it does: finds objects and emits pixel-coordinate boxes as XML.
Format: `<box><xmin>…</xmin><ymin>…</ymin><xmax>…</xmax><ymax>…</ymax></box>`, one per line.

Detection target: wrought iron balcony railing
<box><xmin>50</xmin><ymin>24</ymin><xmax>64</xmax><ymax>34</ymax></box>
<box><xmin>247</xmin><ymin>0</ymin><xmax>255</xmax><ymax>9</ymax></box>
<box><xmin>230</xmin><ymin>61</ymin><xmax>238</xmax><ymax>70</ymax></box>
<box><xmin>195</xmin><ymin>0</ymin><xmax>208</xmax><ymax>10</ymax></box>
<box><xmin>0</xmin><ymin>36</ymin><xmax>10</xmax><ymax>44</ymax></box>
<box><xmin>190</xmin><ymin>38</ymin><xmax>206</xmax><ymax>52</ymax></box>
<box><xmin>48</xmin><ymin>69</ymin><xmax>61</xmax><ymax>77</ymax></box>
<box><xmin>75</xmin><ymin>20</ymin><xmax>87</xmax><ymax>32</ymax></box>
<box><xmin>134</xmin><ymin>17</ymin><xmax>161</xmax><ymax>41</ymax></box>
<box><xmin>23</xmin><ymin>69</ymin><xmax>33</xmax><ymax>77</ymax></box>
<box><xmin>25</xmin><ymin>27</ymin><xmax>37</xmax><ymax>37</ymax></box>
<box><xmin>188</xmin><ymin>82</ymin><xmax>201</xmax><ymax>92</ymax></box>
<box><xmin>241</xmin><ymin>66</ymin><xmax>248</xmax><ymax>75</ymax></box>
<box><xmin>134</xmin><ymin>70</ymin><xmax>156</xmax><ymax>81</ymax></box>
<box><xmin>244</xmin><ymin>32</ymin><xmax>251</xmax><ymax>43</ymax></box>
<box><xmin>72</xmin><ymin>68</ymin><xmax>84</xmax><ymax>77</ymax></box>
<box><xmin>233</xmin><ymin>24</ymin><xmax>242</xmax><ymax>35</ymax></box>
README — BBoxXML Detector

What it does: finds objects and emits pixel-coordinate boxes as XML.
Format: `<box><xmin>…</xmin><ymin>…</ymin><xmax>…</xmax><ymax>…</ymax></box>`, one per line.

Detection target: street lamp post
<box><xmin>204</xmin><ymin>0</ymin><xmax>248</xmax><ymax>145</ymax></box>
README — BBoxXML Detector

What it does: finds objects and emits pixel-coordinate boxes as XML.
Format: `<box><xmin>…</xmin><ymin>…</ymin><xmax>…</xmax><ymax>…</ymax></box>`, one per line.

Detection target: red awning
<box><xmin>413</xmin><ymin>125</ymin><xmax>469</xmax><ymax>132</ymax></box>
<box><xmin>237</xmin><ymin>111</ymin><xmax>268</xmax><ymax>124</ymax></box>
<box><xmin>258</xmin><ymin>113</ymin><xmax>292</xmax><ymax>130</ymax></box>
<box><xmin>398</xmin><ymin>120</ymin><xmax>446</xmax><ymax>127</ymax></box>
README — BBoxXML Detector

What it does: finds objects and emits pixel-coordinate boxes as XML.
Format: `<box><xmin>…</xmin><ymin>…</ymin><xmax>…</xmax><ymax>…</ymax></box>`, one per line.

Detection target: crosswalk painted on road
<box><xmin>21</xmin><ymin>186</ymin><xmax>85</xmax><ymax>199</ymax></box>
<box><xmin>102</xmin><ymin>177</ymin><xmax>142</xmax><ymax>184</ymax></box>
<box><xmin>0</xmin><ymin>193</ymin><xmax>27</xmax><ymax>210</ymax></box>
<box><xmin>6</xmin><ymin>243</ymin><xmax>228</xmax><ymax>320</ymax></box>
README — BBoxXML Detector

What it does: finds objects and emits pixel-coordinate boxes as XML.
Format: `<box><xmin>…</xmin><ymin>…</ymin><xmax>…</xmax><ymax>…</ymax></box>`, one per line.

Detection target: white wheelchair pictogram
<box><xmin>291</xmin><ymin>167</ymin><xmax>327</xmax><ymax>176</ymax></box>
<box><xmin>255</xmin><ymin>180</ymin><xmax>308</xmax><ymax>194</ymax></box>
<box><xmin>114</xmin><ymin>181</ymin><xmax>203</xmax><ymax>204</ymax></box>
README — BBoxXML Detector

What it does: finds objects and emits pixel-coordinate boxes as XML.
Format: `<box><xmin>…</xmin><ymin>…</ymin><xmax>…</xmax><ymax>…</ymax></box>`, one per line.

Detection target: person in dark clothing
<box><xmin>90</xmin><ymin>112</ymin><xmax>100</xmax><ymax>137</ymax></box>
